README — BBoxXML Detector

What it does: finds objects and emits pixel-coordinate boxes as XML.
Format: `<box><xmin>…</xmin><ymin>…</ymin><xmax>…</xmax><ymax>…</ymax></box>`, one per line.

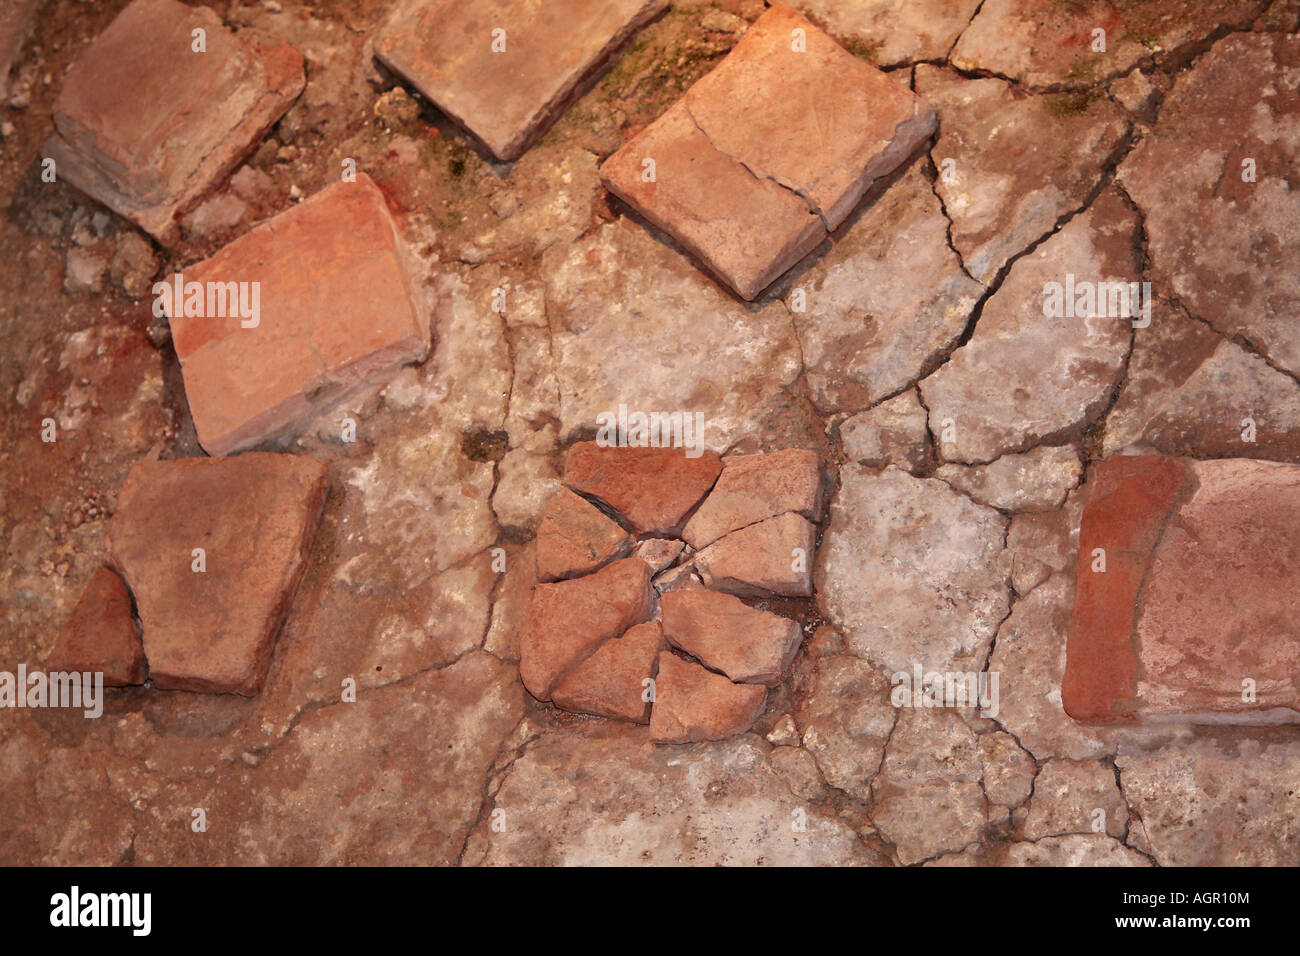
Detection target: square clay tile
<box><xmin>166</xmin><ymin>173</ymin><xmax>431</xmax><ymax>456</ymax></box>
<box><xmin>601</xmin><ymin>3</ymin><xmax>936</xmax><ymax>300</ymax></box>
<box><xmin>373</xmin><ymin>0</ymin><xmax>669</xmax><ymax>162</ymax></box>
<box><xmin>44</xmin><ymin>0</ymin><xmax>304</xmax><ymax>243</ymax></box>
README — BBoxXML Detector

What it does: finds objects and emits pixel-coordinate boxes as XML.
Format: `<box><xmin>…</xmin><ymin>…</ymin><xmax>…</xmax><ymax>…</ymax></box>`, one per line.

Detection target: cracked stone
<box><xmin>766</xmin><ymin>714</ymin><xmax>800</xmax><ymax>747</ymax></box>
<box><xmin>990</xmin><ymin>575</ymin><xmax>1112</xmax><ymax>761</ymax></box>
<box><xmin>1003</xmin><ymin>834</ymin><xmax>1150</xmax><ymax>866</ymax></box>
<box><xmin>952</xmin><ymin>0</ymin><xmax>1267</xmax><ymax>91</ymax></box>
<box><xmin>520</xmin><ymin>557</ymin><xmax>651</xmax><ymax>700</ymax></box>
<box><xmin>601</xmin><ymin>4</ymin><xmax>936</xmax><ymax>299</ymax></box>
<box><xmin>920</xmin><ymin>187</ymin><xmax>1139</xmax><ymax>464</ymax></box>
<box><xmin>562</xmin><ymin>442</ymin><xmax>722</xmax><ymax>536</ymax></box>
<box><xmin>978</xmin><ymin>731</ymin><xmax>1036</xmax><ymax>808</ymax></box>
<box><xmin>1118</xmin><ymin>32</ymin><xmax>1300</xmax><ymax>376</ymax></box>
<box><xmin>792</xmin><ymin>651</ymin><xmax>895</xmax><ymax>798</ymax></box>
<box><xmin>632</xmin><ymin>538</ymin><xmax>685</xmax><ymax>574</ymax></box>
<box><xmin>169</xmin><ymin>175</ymin><xmax>431</xmax><ymax>456</ymax></box>
<box><xmin>1022</xmin><ymin>758</ymin><xmax>1125</xmax><ymax>840</ymax></box>
<box><xmin>552</xmin><ymin>620</ymin><xmax>664</xmax><ymax>723</ymax></box>
<box><xmin>466</xmin><ymin>729</ymin><xmax>881</xmax><ymax>864</ymax></box>
<box><xmin>1110</xmin><ymin>69</ymin><xmax>1159</xmax><ymax>119</ymax></box>
<box><xmin>46</xmin><ymin>567</ymin><xmax>145</xmax><ymax>687</ymax></box>
<box><xmin>1065</xmin><ymin>456</ymin><xmax>1300</xmax><ymax>724</ymax></box>
<box><xmin>649</xmin><ymin>652</ymin><xmax>767</xmax><ymax>743</ymax></box>
<box><xmin>793</xmin><ymin>165</ymin><xmax>984</xmax><ymax>412</ymax></box>
<box><xmin>693</xmin><ymin>511</ymin><xmax>817</xmax><ymax>597</ymax></box>
<box><xmin>683</xmin><ymin>448</ymin><xmax>822</xmax><ymax>549</ymax></box>
<box><xmin>534</xmin><ymin>487</ymin><xmax>634</xmax><ymax>582</ymax></box>
<box><xmin>792</xmin><ymin>0</ymin><xmax>982</xmax><ymax>67</ymax></box>
<box><xmin>871</xmin><ymin>707</ymin><xmax>990</xmax><ymax>865</ymax></box>
<box><xmin>839</xmin><ymin>388</ymin><xmax>930</xmax><ymax>472</ymax></box>
<box><xmin>660</xmin><ymin>589</ymin><xmax>802</xmax><ymax>685</ymax></box>
<box><xmin>1116</xmin><ymin>731</ymin><xmax>1300</xmax><ymax>865</ymax></box>
<box><xmin>492</xmin><ymin>449</ymin><xmax>562</xmax><ymax>536</ymax></box>
<box><xmin>105</xmin><ymin>453</ymin><xmax>329</xmax><ymax>696</ymax></box>
<box><xmin>1102</xmin><ymin>307</ymin><xmax>1300</xmax><ymax>461</ymax></box>
<box><xmin>543</xmin><ymin>217</ymin><xmax>803</xmax><ymax>451</ymax></box>
<box><xmin>817</xmin><ymin>464</ymin><xmax>1010</xmax><ymax>674</ymax></box>
<box><xmin>485</xmin><ymin>541</ymin><xmax>535</xmax><ymax>662</ymax></box>
<box><xmin>916</xmin><ymin>65</ymin><xmax>1130</xmax><ymax>284</ymax></box>
<box><xmin>44</xmin><ymin>0</ymin><xmax>304</xmax><ymax>243</ymax></box>
<box><xmin>1007</xmin><ymin>489</ymin><xmax>1083</xmax><ymax>596</ymax></box>
<box><xmin>936</xmin><ymin>444</ymin><xmax>1082</xmax><ymax>513</ymax></box>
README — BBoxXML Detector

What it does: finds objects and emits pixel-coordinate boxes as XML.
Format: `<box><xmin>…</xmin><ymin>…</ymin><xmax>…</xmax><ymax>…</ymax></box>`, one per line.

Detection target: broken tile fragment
<box><xmin>648</xmin><ymin>652</ymin><xmax>767</xmax><ymax>743</ymax></box>
<box><xmin>601</xmin><ymin>4</ymin><xmax>936</xmax><ymax>299</ymax></box>
<box><xmin>551</xmin><ymin>621</ymin><xmax>665</xmax><ymax>723</ymax></box>
<box><xmin>1064</xmin><ymin>456</ymin><xmax>1300</xmax><ymax>724</ymax></box>
<box><xmin>520</xmin><ymin>557</ymin><xmax>651</xmax><ymax>700</ymax></box>
<box><xmin>632</xmin><ymin>538</ymin><xmax>685</xmax><ymax>574</ymax></box>
<box><xmin>792</xmin><ymin>0</ymin><xmax>983</xmax><ymax>68</ymax></box>
<box><xmin>534</xmin><ymin>488</ymin><xmax>633</xmax><ymax>582</ymax></box>
<box><xmin>46</xmin><ymin>567</ymin><xmax>145</xmax><ymax>687</ymax></box>
<box><xmin>562</xmin><ymin>442</ymin><xmax>722</xmax><ymax>535</ymax></box>
<box><xmin>374</xmin><ymin>0</ymin><xmax>668</xmax><ymax>162</ymax></box>
<box><xmin>693</xmin><ymin>511</ymin><xmax>817</xmax><ymax>596</ymax></box>
<box><xmin>105</xmin><ymin>453</ymin><xmax>330</xmax><ymax>696</ymax></box>
<box><xmin>167</xmin><ymin>174</ymin><xmax>430</xmax><ymax>456</ymax></box>
<box><xmin>45</xmin><ymin>0</ymin><xmax>304</xmax><ymax>243</ymax></box>
<box><xmin>660</xmin><ymin>590</ymin><xmax>802</xmax><ymax>686</ymax></box>
<box><xmin>682</xmin><ymin>448</ymin><xmax>822</xmax><ymax>548</ymax></box>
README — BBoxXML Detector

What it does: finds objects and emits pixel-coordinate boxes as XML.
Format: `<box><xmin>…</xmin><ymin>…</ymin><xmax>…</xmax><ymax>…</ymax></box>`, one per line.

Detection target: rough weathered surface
<box><xmin>105</xmin><ymin>453</ymin><xmax>330</xmax><ymax>695</ymax></box>
<box><xmin>170</xmin><ymin>175</ymin><xmax>430</xmax><ymax>456</ymax></box>
<box><xmin>992</xmin><ymin>575</ymin><xmax>1113</xmax><ymax>761</ymax></box>
<box><xmin>601</xmin><ymin>4</ymin><xmax>936</xmax><ymax>299</ymax></box>
<box><xmin>1118</xmin><ymin>33</ymin><xmax>1300</xmax><ymax>376</ymax></box>
<box><xmin>683</xmin><ymin>449</ymin><xmax>823</xmax><ymax>548</ymax></box>
<box><xmin>917</xmin><ymin>65</ymin><xmax>1130</xmax><ymax>283</ymax></box>
<box><xmin>46</xmin><ymin>567</ymin><xmax>145</xmax><ymax>687</ymax></box>
<box><xmin>551</xmin><ymin>620</ymin><xmax>664</xmax><ymax>723</ymax></box>
<box><xmin>1003</xmin><ymin>834</ymin><xmax>1150</xmax><ymax>867</ymax></box>
<box><xmin>649</xmin><ymin>653</ymin><xmax>767</xmax><ymax>742</ymax></box>
<box><xmin>519</xmin><ymin>557</ymin><xmax>651</xmax><ymax>700</ymax></box>
<box><xmin>839</xmin><ymin>389</ymin><xmax>930</xmax><ymax>472</ymax></box>
<box><xmin>374</xmin><ymin>0</ymin><xmax>667</xmax><ymax>162</ymax></box>
<box><xmin>0</xmin><ymin>0</ymin><xmax>36</xmax><ymax>102</ymax></box>
<box><xmin>793</xmin><ymin>166</ymin><xmax>984</xmax><ymax>412</ymax></box>
<box><xmin>979</xmin><ymin>731</ymin><xmax>1036</xmax><ymax>809</ymax></box>
<box><xmin>693</xmin><ymin>511</ymin><xmax>817</xmax><ymax>596</ymax></box>
<box><xmin>1022</xmin><ymin>759</ymin><xmax>1125</xmax><ymax>840</ymax></box>
<box><xmin>936</xmin><ymin>445</ymin><xmax>1082</xmax><ymax>513</ymax></box>
<box><xmin>1117</xmin><ymin>731</ymin><xmax>1300</xmax><ymax>865</ymax></box>
<box><xmin>534</xmin><ymin>487</ymin><xmax>633</xmax><ymax>582</ymax></box>
<box><xmin>871</xmin><ymin>708</ymin><xmax>990</xmax><ymax>865</ymax></box>
<box><xmin>818</xmin><ymin>465</ymin><xmax>1009</xmax><ymax>674</ymax></box>
<box><xmin>45</xmin><ymin>0</ymin><xmax>304</xmax><ymax>242</ymax></box>
<box><xmin>1067</xmin><ymin>457</ymin><xmax>1300</xmax><ymax>724</ymax></box>
<box><xmin>633</xmin><ymin>538</ymin><xmax>685</xmax><ymax>574</ymax></box>
<box><xmin>544</xmin><ymin>218</ymin><xmax>804</xmax><ymax>451</ymax></box>
<box><xmin>953</xmin><ymin>0</ymin><xmax>1268</xmax><ymax>90</ymax></box>
<box><xmin>792</xmin><ymin>0</ymin><xmax>982</xmax><ymax>68</ymax></box>
<box><xmin>792</xmin><ymin>651</ymin><xmax>895</xmax><ymax>798</ymax></box>
<box><xmin>1102</xmin><ymin>308</ymin><xmax>1300</xmax><ymax>462</ymax></box>
<box><xmin>660</xmin><ymin>590</ymin><xmax>802</xmax><ymax>685</ymax></box>
<box><xmin>920</xmin><ymin>188</ymin><xmax>1139</xmax><ymax>463</ymax></box>
<box><xmin>562</xmin><ymin>442</ymin><xmax>721</xmax><ymax>535</ymax></box>
<box><xmin>466</xmin><ymin>729</ymin><xmax>883</xmax><ymax>864</ymax></box>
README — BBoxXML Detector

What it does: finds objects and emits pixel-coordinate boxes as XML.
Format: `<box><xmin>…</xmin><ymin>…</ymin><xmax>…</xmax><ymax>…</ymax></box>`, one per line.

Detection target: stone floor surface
<box><xmin>0</xmin><ymin>0</ymin><xmax>1297</xmax><ymax>867</ymax></box>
